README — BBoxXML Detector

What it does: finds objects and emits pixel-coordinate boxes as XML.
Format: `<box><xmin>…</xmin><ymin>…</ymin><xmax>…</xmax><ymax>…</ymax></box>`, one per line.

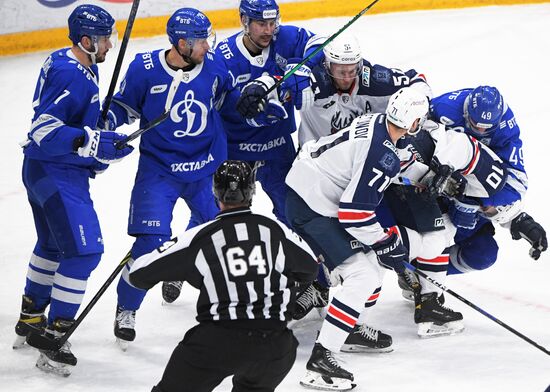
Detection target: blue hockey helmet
<box><xmin>465</xmin><ymin>86</ymin><xmax>504</xmax><ymax>136</ymax></box>
<box><xmin>167</xmin><ymin>8</ymin><xmax>216</xmax><ymax>49</ymax></box>
<box><xmin>68</xmin><ymin>4</ymin><xmax>115</xmax><ymax>45</ymax></box>
<box><xmin>239</xmin><ymin>0</ymin><xmax>280</xmax><ymax>32</ymax></box>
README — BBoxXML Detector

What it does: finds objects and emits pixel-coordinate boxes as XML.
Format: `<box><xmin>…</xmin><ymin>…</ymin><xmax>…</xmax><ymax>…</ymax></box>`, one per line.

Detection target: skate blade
<box><xmin>116</xmin><ymin>338</ymin><xmax>130</xmax><ymax>352</ymax></box>
<box><xmin>401</xmin><ymin>289</ymin><xmax>415</xmax><ymax>302</ymax></box>
<box><xmin>36</xmin><ymin>354</ymin><xmax>72</xmax><ymax>377</ymax></box>
<box><xmin>340</xmin><ymin>344</ymin><xmax>393</xmax><ymax>354</ymax></box>
<box><xmin>417</xmin><ymin>321</ymin><xmax>465</xmax><ymax>338</ymax></box>
<box><xmin>299</xmin><ymin>370</ymin><xmax>356</xmax><ymax>391</ymax></box>
<box><xmin>13</xmin><ymin>335</ymin><xmax>28</xmax><ymax>350</ymax></box>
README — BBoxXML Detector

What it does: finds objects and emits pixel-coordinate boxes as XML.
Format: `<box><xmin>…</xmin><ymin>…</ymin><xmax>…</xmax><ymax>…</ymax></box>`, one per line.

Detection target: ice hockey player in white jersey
<box><xmin>285</xmin><ymin>87</ymin><xmax>428</xmax><ymax>390</ymax></box>
<box><xmin>298</xmin><ymin>33</ymin><xmax>432</xmax><ymax>145</ymax></box>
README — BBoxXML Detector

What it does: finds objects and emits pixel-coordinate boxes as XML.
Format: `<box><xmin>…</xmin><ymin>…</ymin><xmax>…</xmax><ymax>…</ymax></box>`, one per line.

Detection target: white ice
<box><xmin>1</xmin><ymin>4</ymin><xmax>549</xmax><ymax>392</ymax></box>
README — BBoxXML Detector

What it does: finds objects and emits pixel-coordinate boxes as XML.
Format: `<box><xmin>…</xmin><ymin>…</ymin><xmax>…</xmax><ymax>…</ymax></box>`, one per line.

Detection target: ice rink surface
<box><xmin>0</xmin><ymin>4</ymin><xmax>549</xmax><ymax>391</ymax></box>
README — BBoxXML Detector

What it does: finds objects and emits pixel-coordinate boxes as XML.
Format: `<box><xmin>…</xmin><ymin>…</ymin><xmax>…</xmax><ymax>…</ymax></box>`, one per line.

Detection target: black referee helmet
<box><xmin>213</xmin><ymin>160</ymin><xmax>256</xmax><ymax>205</ymax></box>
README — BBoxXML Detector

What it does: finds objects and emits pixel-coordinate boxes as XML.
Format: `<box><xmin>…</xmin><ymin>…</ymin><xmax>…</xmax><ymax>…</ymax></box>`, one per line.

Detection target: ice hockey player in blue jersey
<box><xmin>14</xmin><ymin>4</ymin><xmax>132</xmax><ymax>376</ymax></box>
<box><xmin>286</xmin><ymin>88</ymin><xmax>429</xmax><ymax>390</ymax></box>
<box><xmin>100</xmin><ymin>8</ymin><xmax>232</xmax><ymax>349</ymax></box>
<box><xmin>430</xmin><ymin>86</ymin><xmax>547</xmax><ymax>273</ymax></box>
<box><xmin>217</xmin><ymin>0</ymin><xmax>325</xmax><ymax>228</ymax></box>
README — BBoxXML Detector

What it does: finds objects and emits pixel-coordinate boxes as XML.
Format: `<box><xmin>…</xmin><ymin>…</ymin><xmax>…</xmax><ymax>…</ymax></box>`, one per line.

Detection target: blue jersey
<box><xmin>215</xmin><ymin>25</ymin><xmax>323</xmax><ymax>160</ymax></box>
<box><xmin>430</xmin><ymin>89</ymin><xmax>527</xmax><ymax>206</ymax></box>
<box><xmin>111</xmin><ymin>49</ymin><xmax>231</xmax><ymax>182</ymax></box>
<box><xmin>24</xmin><ymin>48</ymin><xmax>101</xmax><ymax>169</ymax></box>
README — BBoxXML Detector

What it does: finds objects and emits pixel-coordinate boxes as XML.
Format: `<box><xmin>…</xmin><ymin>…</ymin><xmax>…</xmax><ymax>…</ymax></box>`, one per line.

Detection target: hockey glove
<box><xmin>96</xmin><ymin>110</ymin><xmax>117</xmax><ymax>131</ymax></box>
<box><xmin>510</xmin><ymin>212</ymin><xmax>548</xmax><ymax>260</ymax></box>
<box><xmin>426</xmin><ymin>156</ymin><xmax>454</xmax><ymax>197</ymax></box>
<box><xmin>246</xmin><ymin>99</ymin><xmax>288</xmax><ymax>127</ymax></box>
<box><xmin>237</xmin><ymin>75</ymin><xmax>279</xmax><ymax>119</ymax></box>
<box><xmin>280</xmin><ymin>59</ymin><xmax>315</xmax><ymax>110</ymax></box>
<box><xmin>443</xmin><ymin>171</ymin><xmax>467</xmax><ymax>198</ymax></box>
<box><xmin>449</xmin><ymin>197</ymin><xmax>480</xmax><ymax>229</ymax></box>
<box><xmin>77</xmin><ymin>127</ymin><xmax>134</xmax><ymax>164</ymax></box>
<box><xmin>371</xmin><ymin>231</ymin><xmax>408</xmax><ymax>273</ymax></box>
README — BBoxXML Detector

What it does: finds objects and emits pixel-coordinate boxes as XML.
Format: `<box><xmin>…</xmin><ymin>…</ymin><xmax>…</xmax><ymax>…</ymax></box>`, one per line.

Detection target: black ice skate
<box><xmin>114</xmin><ymin>306</ymin><xmax>136</xmax><ymax>351</ymax></box>
<box><xmin>414</xmin><ymin>292</ymin><xmax>464</xmax><ymax>338</ymax></box>
<box><xmin>300</xmin><ymin>343</ymin><xmax>356</xmax><ymax>391</ymax></box>
<box><xmin>13</xmin><ymin>295</ymin><xmax>47</xmax><ymax>349</ymax></box>
<box><xmin>162</xmin><ymin>281</ymin><xmax>183</xmax><ymax>304</ymax></box>
<box><xmin>34</xmin><ymin>319</ymin><xmax>77</xmax><ymax>377</ymax></box>
<box><xmin>341</xmin><ymin>324</ymin><xmax>393</xmax><ymax>353</ymax></box>
<box><xmin>293</xmin><ymin>281</ymin><xmax>329</xmax><ymax>320</ymax></box>
<box><xmin>397</xmin><ymin>270</ymin><xmax>421</xmax><ymax>302</ymax></box>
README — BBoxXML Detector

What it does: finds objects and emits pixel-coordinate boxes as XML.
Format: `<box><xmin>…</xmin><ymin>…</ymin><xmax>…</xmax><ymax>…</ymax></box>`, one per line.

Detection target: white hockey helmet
<box><xmin>386</xmin><ymin>87</ymin><xmax>429</xmax><ymax>135</ymax></box>
<box><xmin>323</xmin><ymin>33</ymin><xmax>362</xmax><ymax>78</ymax></box>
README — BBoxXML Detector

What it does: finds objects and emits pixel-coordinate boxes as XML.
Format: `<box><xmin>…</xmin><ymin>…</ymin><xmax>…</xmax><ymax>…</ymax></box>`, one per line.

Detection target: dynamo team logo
<box><xmin>37</xmin><ymin>0</ymin><xmax>133</xmax><ymax>8</ymax></box>
<box><xmin>171</xmin><ymin>90</ymin><xmax>209</xmax><ymax>138</ymax></box>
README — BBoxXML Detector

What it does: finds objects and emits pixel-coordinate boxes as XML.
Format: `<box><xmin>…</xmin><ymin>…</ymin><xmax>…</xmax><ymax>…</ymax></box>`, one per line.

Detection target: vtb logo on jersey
<box><xmin>171</xmin><ymin>89</ymin><xmax>209</xmax><ymax>138</ymax></box>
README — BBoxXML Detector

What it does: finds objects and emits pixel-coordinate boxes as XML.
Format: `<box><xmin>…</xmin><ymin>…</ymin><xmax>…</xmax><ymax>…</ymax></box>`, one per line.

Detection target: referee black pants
<box><xmin>152</xmin><ymin>322</ymin><xmax>298</xmax><ymax>392</ymax></box>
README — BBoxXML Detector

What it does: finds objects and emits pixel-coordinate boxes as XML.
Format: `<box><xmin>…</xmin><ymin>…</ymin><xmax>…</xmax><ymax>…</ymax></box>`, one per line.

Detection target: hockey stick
<box><xmin>404</xmin><ymin>261</ymin><xmax>550</xmax><ymax>356</ymax></box>
<box><xmin>115</xmin><ymin>69</ymin><xmax>184</xmax><ymax>148</ymax></box>
<box><xmin>100</xmin><ymin>0</ymin><xmax>141</xmax><ymax>125</ymax></box>
<box><xmin>26</xmin><ymin>252</ymin><xmax>133</xmax><ymax>351</ymax></box>
<box><xmin>262</xmin><ymin>0</ymin><xmax>381</xmax><ymax>98</ymax></box>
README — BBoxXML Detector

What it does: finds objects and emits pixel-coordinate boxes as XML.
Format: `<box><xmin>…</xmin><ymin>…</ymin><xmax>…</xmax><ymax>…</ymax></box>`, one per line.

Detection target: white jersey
<box><xmin>299</xmin><ymin>59</ymin><xmax>432</xmax><ymax>145</ymax></box>
<box><xmin>286</xmin><ymin>113</ymin><xmax>401</xmax><ymax>246</ymax></box>
<box><xmin>398</xmin><ymin>121</ymin><xmax>507</xmax><ymax>199</ymax></box>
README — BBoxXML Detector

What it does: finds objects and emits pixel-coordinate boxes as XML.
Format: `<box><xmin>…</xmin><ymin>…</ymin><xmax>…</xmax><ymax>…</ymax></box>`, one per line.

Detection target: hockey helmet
<box><xmin>213</xmin><ymin>160</ymin><xmax>256</xmax><ymax>205</ymax></box>
<box><xmin>68</xmin><ymin>4</ymin><xmax>115</xmax><ymax>45</ymax></box>
<box><xmin>239</xmin><ymin>0</ymin><xmax>280</xmax><ymax>33</ymax></box>
<box><xmin>465</xmin><ymin>86</ymin><xmax>504</xmax><ymax>137</ymax></box>
<box><xmin>167</xmin><ymin>8</ymin><xmax>216</xmax><ymax>49</ymax></box>
<box><xmin>323</xmin><ymin>33</ymin><xmax>362</xmax><ymax>79</ymax></box>
<box><xmin>386</xmin><ymin>87</ymin><xmax>429</xmax><ymax>135</ymax></box>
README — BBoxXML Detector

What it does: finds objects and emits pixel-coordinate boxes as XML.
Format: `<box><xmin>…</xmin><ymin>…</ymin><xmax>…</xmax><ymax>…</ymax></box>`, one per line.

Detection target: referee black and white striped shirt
<box><xmin>130</xmin><ymin>207</ymin><xmax>319</xmax><ymax>325</ymax></box>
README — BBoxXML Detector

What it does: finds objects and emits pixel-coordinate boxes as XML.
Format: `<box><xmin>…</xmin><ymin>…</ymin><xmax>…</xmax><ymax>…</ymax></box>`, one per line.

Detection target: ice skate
<box><xmin>300</xmin><ymin>343</ymin><xmax>355</xmax><ymax>391</ymax></box>
<box><xmin>162</xmin><ymin>281</ymin><xmax>183</xmax><ymax>304</ymax></box>
<box><xmin>293</xmin><ymin>281</ymin><xmax>329</xmax><ymax>320</ymax></box>
<box><xmin>341</xmin><ymin>324</ymin><xmax>393</xmax><ymax>353</ymax></box>
<box><xmin>33</xmin><ymin>319</ymin><xmax>77</xmax><ymax>377</ymax></box>
<box><xmin>415</xmin><ymin>292</ymin><xmax>464</xmax><ymax>338</ymax></box>
<box><xmin>13</xmin><ymin>295</ymin><xmax>46</xmax><ymax>349</ymax></box>
<box><xmin>114</xmin><ymin>306</ymin><xmax>136</xmax><ymax>351</ymax></box>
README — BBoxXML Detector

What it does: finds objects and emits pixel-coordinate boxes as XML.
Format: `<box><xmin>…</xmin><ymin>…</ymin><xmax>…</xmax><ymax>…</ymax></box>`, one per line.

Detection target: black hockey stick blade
<box><xmin>115</xmin><ymin>69</ymin><xmax>184</xmax><ymax>148</ymax></box>
<box><xmin>100</xmin><ymin>0</ymin><xmax>141</xmax><ymax>124</ymax></box>
<box><xmin>404</xmin><ymin>261</ymin><xmax>550</xmax><ymax>356</ymax></box>
<box><xmin>26</xmin><ymin>327</ymin><xmax>63</xmax><ymax>351</ymax></box>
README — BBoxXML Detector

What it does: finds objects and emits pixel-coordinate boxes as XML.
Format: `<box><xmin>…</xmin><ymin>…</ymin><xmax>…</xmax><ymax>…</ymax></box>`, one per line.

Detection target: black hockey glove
<box><xmin>510</xmin><ymin>212</ymin><xmax>548</xmax><ymax>260</ymax></box>
<box><xmin>426</xmin><ymin>156</ymin><xmax>454</xmax><ymax>197</ymax></box>
<box><xmin>371</xmin><ymin>232</ymin><xmax>408</xmax><ymax>273</ymax></box>
<box><xmin>236</xmin><ymin>76</ymin><xmax>277</xmax><ymax>119</ymax></box>
<box><xmin>444</xmin><ymin>171</ymin><xmax>467</xmax><ymax>198</ymax></box>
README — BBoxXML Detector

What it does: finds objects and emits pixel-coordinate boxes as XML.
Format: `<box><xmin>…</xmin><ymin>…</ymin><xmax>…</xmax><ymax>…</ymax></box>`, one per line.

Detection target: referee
<box><xmin>129</xmin><ymin>160</ymin><xmax>319</xmax><ymax>392</ymax></box>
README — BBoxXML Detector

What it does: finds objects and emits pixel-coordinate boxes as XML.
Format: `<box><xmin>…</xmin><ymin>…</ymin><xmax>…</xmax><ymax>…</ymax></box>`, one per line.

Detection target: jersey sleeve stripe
<box><xmin>30</xmin><ymin>114</ymin><xmax>64</xmax><ymax>144</ymax></box>
<box><xmin>338</xmin><ymin>209</ymin><xmax>376</xmax><ymax>224</ymax></box>
<box><xmin>461</xmin><ymin>136</ymin><xmax>481</xmax><ymax>175</ymax></box>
